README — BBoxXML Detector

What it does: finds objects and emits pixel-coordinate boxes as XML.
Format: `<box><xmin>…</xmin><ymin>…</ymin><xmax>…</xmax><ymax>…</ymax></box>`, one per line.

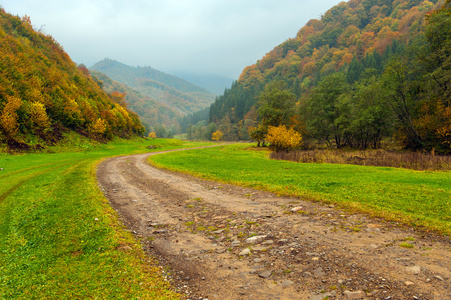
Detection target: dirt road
<box><xmin>96</xmin><ymin>150</ymin><xmax>451</xmax><ymax>300</ymax></box>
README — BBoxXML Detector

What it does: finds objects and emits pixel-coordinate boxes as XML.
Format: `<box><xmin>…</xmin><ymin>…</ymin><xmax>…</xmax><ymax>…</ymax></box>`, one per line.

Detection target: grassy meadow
<box><xmin>0</xmin><ymin>137</ymin><xmax>215</xmax><ymax>299</ymax></box>
<box><xmin>149</xmin><ymin>144</ymin><xmax>451</xmax><ymax>235</ymax></box>
<box><xmin>1</xmin><ymin>138</ymin><xmax>450</xmax><ymax>299</ymax></box>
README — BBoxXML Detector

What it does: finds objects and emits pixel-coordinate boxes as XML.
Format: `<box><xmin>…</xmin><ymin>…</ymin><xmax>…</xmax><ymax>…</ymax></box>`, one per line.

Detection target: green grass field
<box><xmin>2</xmin><ymin>139</ymin><xmax>450</xmax><ymax>298</ymax></box>
<box><xmin>149</xmin><ymin>144</ymin><xmax>451</xmax><ymax>235</ymax></box>
<box><xmin>0</xmin><ymin>138</ymin><xmax>215</xmax><ymax>299</ymax></box>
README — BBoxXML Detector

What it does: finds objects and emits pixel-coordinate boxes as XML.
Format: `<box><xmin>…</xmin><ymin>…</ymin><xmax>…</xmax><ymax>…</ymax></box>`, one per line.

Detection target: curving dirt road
<box><xmin>97</xmin><ymin>150</ymin><xmax>451</xmax><ymax>300</ymax></box>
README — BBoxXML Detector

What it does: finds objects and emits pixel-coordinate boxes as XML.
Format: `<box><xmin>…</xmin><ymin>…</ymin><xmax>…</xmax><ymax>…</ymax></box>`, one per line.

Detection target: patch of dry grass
<box><xmin>270</xmin><ymin>149</ymin><xmax>451</xmax><ymax>171</ymax></box>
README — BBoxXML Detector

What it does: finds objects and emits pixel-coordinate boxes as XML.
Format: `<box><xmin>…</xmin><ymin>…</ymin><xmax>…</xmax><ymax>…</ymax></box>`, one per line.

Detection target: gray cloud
<box><xmin>2</xmin><ymin>0</ymin><xmax>342</xmax><ymax>78</ymax></box>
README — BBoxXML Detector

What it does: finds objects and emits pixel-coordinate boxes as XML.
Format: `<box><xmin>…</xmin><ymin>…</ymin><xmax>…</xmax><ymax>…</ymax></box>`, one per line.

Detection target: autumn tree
<box><xmin>265</xmin><ymin>125</ymin><xmax>303</xmax><ymax>151</ymax></box>
<box><xmin>412</xmin><ymin>0</ymin><xmax>451</xmax><ymax>151</ymax></box>
<box><xmin>89</xmin><ymin>118</ymin><xmax>107</xmax><ymax>139</ymax></box>
<box><xmin>29</xmin><ymin>102</ymin><xmax>50</xmax><ymax>134</ymax></box>
<box><xmin>0</xmin><ymin>96</ymin><xmax>22</xmax><ymax>140</ymax></box>
<box><xmin>420</xmin><ymin>0</ymin><xmax>451</xmax><ymax>105</ymax></box>
<box><xmin>211</xmin><ymin>130</ymin><xmax>224</xmax><ymax>141</ymax></box>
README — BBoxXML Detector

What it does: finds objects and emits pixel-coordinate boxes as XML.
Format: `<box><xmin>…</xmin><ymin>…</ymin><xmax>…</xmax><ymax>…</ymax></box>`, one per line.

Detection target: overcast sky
<box><xmin>2</xmin><ymin>0</ymin><xmax>343</xmax><ymax>79</ymax></box>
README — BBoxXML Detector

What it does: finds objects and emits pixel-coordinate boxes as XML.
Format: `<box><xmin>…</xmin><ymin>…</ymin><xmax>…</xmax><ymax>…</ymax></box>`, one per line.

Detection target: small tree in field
<box><xmin>265</xmin><ymin>125</ymin><xmax>303</xmax><ymax>151</ymax></box>
<box><xmin>211</xmin><ymin>130</ymin><xmax>224</xmax><ymax>141</ymax></box>
<box><xmin>148</xmin><ymin>132</ymin><xmax>156</xmax><ymax>139</ymax></box>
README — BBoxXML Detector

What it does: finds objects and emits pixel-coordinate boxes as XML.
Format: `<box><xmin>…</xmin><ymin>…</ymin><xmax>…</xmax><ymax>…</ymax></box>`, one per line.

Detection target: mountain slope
<box><xmin>90</xmin><ymin>70</ymin><xmax>181</xmax><ymax>133</ymax></box>
<box><xmin>208</xmin><ymin>0</ymin><xmax>450</xmax><ymax>151</ymax></box>
<box><xmin>90</xmin><ymin>59</ymin><xmax>216</xmax><ymax>115</ymax></box>
<box><xmin>0</xmin><ymin>10</ymin><xmax>144</xmax><ymax>150</ymax></box>
<box><xmin>211</xmin><ymin>0</ymin><xmax>443</xmax><ymax>123</ymax></box>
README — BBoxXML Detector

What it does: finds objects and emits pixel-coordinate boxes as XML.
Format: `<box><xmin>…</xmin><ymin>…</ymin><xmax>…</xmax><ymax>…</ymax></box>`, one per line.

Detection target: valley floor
<box><xmin>97</xmin><ymin>150</ymin><xmax>451</xmax><ymax>300</ymax></box>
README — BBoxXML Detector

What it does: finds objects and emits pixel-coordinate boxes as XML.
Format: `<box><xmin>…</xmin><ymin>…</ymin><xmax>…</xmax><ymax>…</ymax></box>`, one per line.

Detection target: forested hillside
<box><xmin>0</xmin><ymin>9</ymin><xmax>144</xmax><ymax>151</ymax></box>
<box><xmin>208</xmin><ymin>0</ymin><xmax>451</xmax><ymax>152</ymax></box>
<box><xmin>90</xmin><ymin>70</ymin><xmax>181</xmax><ymax>136</ymax></box>
<box><xmin>90</xmin><ymin>59</ymin><xmax>216</xmax><ymax>115</ymax></box>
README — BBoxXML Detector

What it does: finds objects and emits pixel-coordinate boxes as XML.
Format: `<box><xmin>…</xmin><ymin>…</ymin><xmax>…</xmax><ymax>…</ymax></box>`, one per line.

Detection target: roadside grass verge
<box><xmin>149</xmin><ymin>144</ymin><xmax>451</xmax><ymax>235</ymax></box>
<box><xmin>0</xmin><ymin>138</ymin><xmax>215</xmax><ymax>299</ymax></box>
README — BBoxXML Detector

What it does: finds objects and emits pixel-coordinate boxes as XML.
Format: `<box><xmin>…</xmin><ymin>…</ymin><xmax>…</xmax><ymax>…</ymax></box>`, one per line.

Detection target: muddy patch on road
<box><xmin>97</xmin><ymin>152</ymin><xmax>451</xmax><ymax>299</ymax></box>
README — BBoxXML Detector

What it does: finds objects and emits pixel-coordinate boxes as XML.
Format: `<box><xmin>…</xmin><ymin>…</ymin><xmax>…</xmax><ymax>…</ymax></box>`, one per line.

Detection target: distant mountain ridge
<box><xmin>90</xmin><ymin>70</ymin><xmax>181</xmax><ymax>133</ymax></box>
<box><xmin>90</xmin><ymin>59</ymin><xmax>216</xmax><ymax>115</ymax></box>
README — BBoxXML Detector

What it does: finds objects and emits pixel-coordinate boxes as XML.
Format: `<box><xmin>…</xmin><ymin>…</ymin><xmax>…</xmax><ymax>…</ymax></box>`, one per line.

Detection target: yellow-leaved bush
<box><xmin>211</xmin><ymin>130</ymin><xmax>224</xmax><ymax>141</ymax></box>
<box><xmin>265</xmin><ymin>125</ymin><xmax>302</xmax><ymax>150</ymax></box>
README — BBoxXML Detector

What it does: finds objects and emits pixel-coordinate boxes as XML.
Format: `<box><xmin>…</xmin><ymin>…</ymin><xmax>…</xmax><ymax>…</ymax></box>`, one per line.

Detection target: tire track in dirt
<box><xmin>97</xmin><ymin>150</ymin><xmax>451</xmax><ymax>300</ymax></box>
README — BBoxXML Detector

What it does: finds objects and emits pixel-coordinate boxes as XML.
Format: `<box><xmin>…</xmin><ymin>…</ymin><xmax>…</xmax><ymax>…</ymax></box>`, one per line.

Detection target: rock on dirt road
<box><xmin>97</xmin><ymin>151</ymin><xmax>451</xmax><ymax>300</ymax></box>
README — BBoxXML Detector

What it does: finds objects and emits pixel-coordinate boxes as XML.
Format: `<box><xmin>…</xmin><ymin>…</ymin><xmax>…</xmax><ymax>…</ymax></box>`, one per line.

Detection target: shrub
<box><xmin>265</xmin><ymin>125</ymin><xmax>303</xmax><ymax>151</ymax></box>
<box><xmin>211</xmin><ymin>129</ymin><xmax>224</xmax><ymax>141</ymax></box>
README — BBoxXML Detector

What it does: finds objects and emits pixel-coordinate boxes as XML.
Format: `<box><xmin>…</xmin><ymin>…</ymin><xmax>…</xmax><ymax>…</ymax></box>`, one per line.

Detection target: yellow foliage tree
<box><xmin>265</xmin><ymin>125</ymin><xmax>303</xmax><ymax>150</ymax></box>
<box><xmin>148</xmin><ymin>132</ymin><xmax>156</xmax><ymax>139</ymax></box>
<box><xmin>63</xmin><ymin>98</ymin><xmax>83</xmax><ymax>127</ymax></box>
<box><xmin>89</xmin><ymin>118</ymin><xmax>107</xmax><ymax>138</ymax></box>
<box><xmin>211</xmin><ymin>130</ymin><xmax>224</xmax><ymax>141</ymax></box>
<box><xmin>0</xmin><ymin>95</ymin><xmax>22</xmax><ymax>139</ymax></box>
<box><xmin>29</xmin><ymin>102</ymin><xmax>50</xmax><ymax>132</ymax></box>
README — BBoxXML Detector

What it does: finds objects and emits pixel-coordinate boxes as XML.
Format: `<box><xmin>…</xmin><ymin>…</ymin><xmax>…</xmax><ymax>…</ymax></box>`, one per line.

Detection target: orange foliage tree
<box><xmin>0</xmin><ymin>96</ymin><xmax>23</xmax><ymax>139</ymax></box>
